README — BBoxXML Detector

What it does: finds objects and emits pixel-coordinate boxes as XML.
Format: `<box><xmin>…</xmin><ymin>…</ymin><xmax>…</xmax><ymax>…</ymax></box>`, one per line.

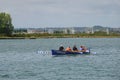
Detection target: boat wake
<box><xmin>37</xmin><ymin>50</ymin><xmax>52</xmax><ymax>55</ymax></box>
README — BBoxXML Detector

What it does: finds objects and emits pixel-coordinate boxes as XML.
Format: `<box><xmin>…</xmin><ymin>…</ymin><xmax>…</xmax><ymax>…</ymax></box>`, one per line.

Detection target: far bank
<box><xmin>0</xmin><ymin>33</ymin><xmax>120</xmax><ymax>39</ymax></box>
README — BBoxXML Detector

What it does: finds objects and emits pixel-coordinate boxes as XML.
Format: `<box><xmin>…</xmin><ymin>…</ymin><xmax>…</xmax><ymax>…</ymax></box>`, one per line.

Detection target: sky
<box><xmin>0</xmin><ymin>0</ymin><xmax>120</xmax><ymax>28</ymax></box>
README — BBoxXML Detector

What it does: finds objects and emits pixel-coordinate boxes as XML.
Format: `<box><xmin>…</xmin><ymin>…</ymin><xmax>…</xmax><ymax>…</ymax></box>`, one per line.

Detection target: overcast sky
<box><xmin>0</xmin><ymin>0</ymin><xmax>120</xmax><ymax>28</ymax></box>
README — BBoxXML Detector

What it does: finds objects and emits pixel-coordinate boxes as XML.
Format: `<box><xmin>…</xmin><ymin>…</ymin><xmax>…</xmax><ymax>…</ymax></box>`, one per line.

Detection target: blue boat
<box><xmin>51</xmin><ymin>50</ymin><xmax>90</xmax><ymax>55</ymax></box>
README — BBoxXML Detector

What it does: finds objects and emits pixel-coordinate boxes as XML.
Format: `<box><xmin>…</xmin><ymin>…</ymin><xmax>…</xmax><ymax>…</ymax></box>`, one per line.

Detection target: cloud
<box><xmin>0</xmin><ymin>0</ymin><xmax>120</xmax><ymax>27</ymax></box>
<box><xmin>1</xmin><ymin>0</ymin><xmax>120</xmax><ymax>15</ymax></box>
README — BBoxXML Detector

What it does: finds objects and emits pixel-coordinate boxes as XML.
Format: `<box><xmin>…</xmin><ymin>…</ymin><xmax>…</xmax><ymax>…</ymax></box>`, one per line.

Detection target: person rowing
<box><xmin>80</xmin><ymin>45</ymin><xmax>89</xmax><ymax>52</ymax></box>
<box><xmin>65</xmin><ymin>46</ymin><xmax>72</xmax><ymax>52</ymax></box>
<box><xmin>59</xmin><ymin>45</ymin><xmax>64</xmax><ymax>51</ymax></box>
<box><xmin>73</xmin><ymin>45</ymin><xmax>79</xmax><ymax>52</ymax></box>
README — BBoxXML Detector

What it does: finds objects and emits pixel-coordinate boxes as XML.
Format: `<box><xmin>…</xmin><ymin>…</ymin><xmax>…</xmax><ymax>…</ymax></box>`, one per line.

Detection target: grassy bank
<box><xmin>0</xmin><ymin>33</ymin><xmax>120</xmax><ymax>39</ymax></box>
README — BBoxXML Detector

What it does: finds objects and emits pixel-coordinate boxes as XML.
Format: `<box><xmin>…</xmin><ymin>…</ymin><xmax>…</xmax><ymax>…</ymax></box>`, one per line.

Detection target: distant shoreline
<box><xmin>0</xmin><ymin>36</ymin><xmax>120</xmax><ymax>39</ymax></box>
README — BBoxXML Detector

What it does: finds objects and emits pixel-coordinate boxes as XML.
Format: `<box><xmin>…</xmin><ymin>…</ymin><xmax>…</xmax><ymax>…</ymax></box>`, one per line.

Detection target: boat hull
<box><xmin>51</xmin><ymin>50</ymin><xmax>90</xmax><ymax>55</ymax></box>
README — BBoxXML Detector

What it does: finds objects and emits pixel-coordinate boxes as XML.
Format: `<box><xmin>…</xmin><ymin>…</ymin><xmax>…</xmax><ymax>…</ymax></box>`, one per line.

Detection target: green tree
<box><xmin>0</xmin><ymin>12</ymin><xmax>14</xmax><ymax>36</ymax></box>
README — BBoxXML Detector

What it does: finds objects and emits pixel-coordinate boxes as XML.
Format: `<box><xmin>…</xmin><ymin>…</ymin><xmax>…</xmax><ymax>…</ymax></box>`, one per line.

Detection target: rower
<box><xmin>65</xmin><ymin>46</ymin><xmax>72</xmax><ymax>52</ymax></box>
<box><xmin>80</xmin><ymin>45</ymin><xmax>89</xmax><ymax>52</ymax></box>
<box><xmin>59</xmin><ymin>45</ymin><xmax>64</xmax><ymax>51</ymax></box>
<box><xmin>73</xmin><ymin>45</ymin><xmax>78</xmax><ymax>52</ymax></box>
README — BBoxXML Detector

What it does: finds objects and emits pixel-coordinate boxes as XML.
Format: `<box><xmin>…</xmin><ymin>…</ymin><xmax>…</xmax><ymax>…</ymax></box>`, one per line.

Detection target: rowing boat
<box><xmin>51</xmin><ymin>50</ymin><xmax>90</xmax><ymax>55</ymax></box>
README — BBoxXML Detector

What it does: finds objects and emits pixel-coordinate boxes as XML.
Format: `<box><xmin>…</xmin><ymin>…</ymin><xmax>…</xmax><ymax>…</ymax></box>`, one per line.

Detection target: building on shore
<box><xmin>106</xmin><ymin>28</ymin><xmax>109</xmax><ymax>35</ymax></box>
<box><xmin>27</xmin><ymin>28</ymin><xmax>45</xmax><ymax>34</ymax></box>
<box><xmin>14</xmin><ymin>26</ymin><xmax>120</xmax><ymax>34</ymax></box>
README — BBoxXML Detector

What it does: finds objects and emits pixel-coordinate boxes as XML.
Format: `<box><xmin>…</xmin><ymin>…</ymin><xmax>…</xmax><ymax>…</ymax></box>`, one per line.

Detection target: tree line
<box><xmin>0</xmin><ymin>12</ymin><xmax>14</xmax><ymax>36</ymax></box>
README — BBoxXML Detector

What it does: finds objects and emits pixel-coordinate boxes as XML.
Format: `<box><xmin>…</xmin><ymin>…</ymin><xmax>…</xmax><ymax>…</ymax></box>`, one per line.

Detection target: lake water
<box><xmin>0</xmin><ymin>38</ymin><xmax>120</xmax><ymax>80</ymax></box>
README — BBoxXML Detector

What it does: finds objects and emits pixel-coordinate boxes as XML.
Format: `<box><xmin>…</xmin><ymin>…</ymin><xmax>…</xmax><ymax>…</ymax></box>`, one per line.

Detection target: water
<box><xmin>0</xmin><ymin>38</ymin><xmax>120</xmax><ymax>80</ymax></box>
